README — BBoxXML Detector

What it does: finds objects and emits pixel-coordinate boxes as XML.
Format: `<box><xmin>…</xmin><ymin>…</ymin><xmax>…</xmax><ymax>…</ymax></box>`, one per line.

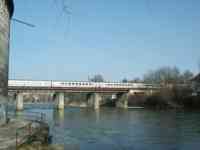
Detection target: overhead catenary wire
<box><xmin>12</xmin><ymin>18</ymin><xmax>36</xmax><ymax>28</ymax></box>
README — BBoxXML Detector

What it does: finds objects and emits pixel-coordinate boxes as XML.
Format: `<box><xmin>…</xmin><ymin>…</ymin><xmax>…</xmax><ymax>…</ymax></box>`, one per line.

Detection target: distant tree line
<box><xmin>122</xmin><ymin>66</ymin><xmax>194</xmax><ymax>86</ymax></box>
<box><xmin>143</xmin><ymin>67</ymin><xmax>193</xmax><ymax>85</ymax></box>
<box><xmin>89</xmin><ymin>66</ymin><xmax>194</xmax><ymax>86</ymax></box>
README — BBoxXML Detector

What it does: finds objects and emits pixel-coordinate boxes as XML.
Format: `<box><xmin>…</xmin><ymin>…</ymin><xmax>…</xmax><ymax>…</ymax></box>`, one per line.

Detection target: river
<box><xmin>22</xmin><ymin>104</ymin><xmax>200</xmax><ymax>150</ymax></box>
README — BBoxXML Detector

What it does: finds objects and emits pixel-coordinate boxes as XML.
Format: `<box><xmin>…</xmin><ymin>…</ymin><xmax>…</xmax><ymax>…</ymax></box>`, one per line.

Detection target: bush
<box><xmin>144</xmin><ymin>95</ymin><xmax>169</xmax><ymax>109</ymax></box>
<box><xmin>182</xmin><ymin>96</ymin><xmax>200</xmax><ymax>109</ymax></box>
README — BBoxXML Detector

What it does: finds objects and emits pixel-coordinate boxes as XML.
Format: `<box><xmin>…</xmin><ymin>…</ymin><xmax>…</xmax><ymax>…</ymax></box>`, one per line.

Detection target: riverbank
<box><xmin>0</xmin><ymin>114</ymin><xmax>49</xmax><ymax>150</ymax></box>
<box><xmin>142</xmin><ymin>95</ymin><xmax>200</xmax><ymax>109</ymax></box>
<box><xmin>18</xmin><ymin>144</ymin><xmax>64</xmax><ymax>150</ymax></box>
<box><xmin>0</xmin><ymin>119</ymin><xmax>30</xmax><ymax>149</ymax></box>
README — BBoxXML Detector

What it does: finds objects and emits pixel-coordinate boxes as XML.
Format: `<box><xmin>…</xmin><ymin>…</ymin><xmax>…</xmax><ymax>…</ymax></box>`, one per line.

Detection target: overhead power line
<box><xmin>12</xmin><ymin>18</ymin><xmax>36</xmax><ymax>28</ymax></box>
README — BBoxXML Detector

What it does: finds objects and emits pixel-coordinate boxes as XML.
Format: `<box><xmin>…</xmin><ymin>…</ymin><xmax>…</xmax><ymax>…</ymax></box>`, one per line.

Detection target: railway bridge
<box><xmin>8</xmin><ymin>80</ymin><xmax>160</xmax><ymax>110</ymax></box>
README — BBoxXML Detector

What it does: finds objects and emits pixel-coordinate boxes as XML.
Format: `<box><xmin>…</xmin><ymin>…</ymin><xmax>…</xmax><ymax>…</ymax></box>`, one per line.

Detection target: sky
<box><xmin>9</xmin><ymin>0</ymin><xmax>200</xmax><ymax>81</ymax></box>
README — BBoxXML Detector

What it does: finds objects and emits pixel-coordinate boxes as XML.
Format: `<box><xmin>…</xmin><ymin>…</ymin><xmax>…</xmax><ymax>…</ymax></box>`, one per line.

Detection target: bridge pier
<box><xmin>149</xmin><ymin>89</ymin><xmax>153</xmax><ymax>96</ymax></box>
<box><xmin>16</xmin><ymin>93</ymin><xmax>23</xmax><ymax>111</ymax></box>
<box><xmin>116</xmin><ymin>93</ymin><xmax>129</xmax><ymax>109</ymax></box>
<box><xmin>87</xmin><ymin>93</ymin><xmax>101</xmax><ymax>109</ymax></box>
<box><xmin>94</xmin><ymin>93</ymin><xmax>101</xmax><ymax>110</ymax></box>
<box><xmin>55</xmin><ymin>92</ymin><xmax>65</xmax><ymax>110</ymax></box>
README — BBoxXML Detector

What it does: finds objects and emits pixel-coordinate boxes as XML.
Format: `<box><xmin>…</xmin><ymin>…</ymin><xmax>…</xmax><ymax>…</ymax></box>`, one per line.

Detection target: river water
<box><xmin>23</xmin><ymin>105</ymin><xmax>200</xmax><ymax>150</ymax></box>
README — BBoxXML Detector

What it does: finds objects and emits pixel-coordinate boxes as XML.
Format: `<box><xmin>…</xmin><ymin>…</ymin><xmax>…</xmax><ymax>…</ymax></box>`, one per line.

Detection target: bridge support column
<box><xmin>55</xmin><ymin>93</ymin><xmax>65</xmax><ymax>110</ymax></box>
<box><xmin>94</xmin><ymin>93</ymin><xmax>101</xmax><ymax>110</ymax></box>
<box><xmin>16</xmin><ymin>93</ymin><xmax>23</xmax><ymax>111</ymax></box>
<box><xmin>149</xmin><ymin>89</ymin><xmax>153</xmax><ymax>95</ymax></box>
<box><xmin>116</xmin><ymin>93</ymin><xmax>128</xmax><ymax>109</ymax></box>
<box><xmin>87</xmin><ymin>93</ymin><xmax>101</xmax><ymax>109</ymax></box>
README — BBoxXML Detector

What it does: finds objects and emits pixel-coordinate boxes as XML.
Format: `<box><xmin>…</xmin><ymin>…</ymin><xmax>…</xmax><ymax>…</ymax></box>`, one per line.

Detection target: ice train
<box><xmin>8</xmin><ymin>80</ymin><xmax>157</xmax><ymax>89</ymax></box>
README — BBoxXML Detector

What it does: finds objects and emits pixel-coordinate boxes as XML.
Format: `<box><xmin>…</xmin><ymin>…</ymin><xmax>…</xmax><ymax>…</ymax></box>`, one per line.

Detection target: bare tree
<box><xmin>143</xmin><ymin>66</ymin><xmax>181</xmax><ymax>85</ymax></box>
<box><xmin>132</xmin><ymin>77</ymin><xmax>142</xmax><ymax>83</ymax></box>
<box><xmin>89</xmin><ymin>74</ymin><xmax>104</xmax><ymax>82</ymax></box>
<box><xmin>122</xmin><ymin>78</ymin><xmax>128</xmax><ymax>83</ymax></box>
<box><xmin>182</xmin><ymin>70</ymin><xmax>194</xmax><ymax>83</ymax></box>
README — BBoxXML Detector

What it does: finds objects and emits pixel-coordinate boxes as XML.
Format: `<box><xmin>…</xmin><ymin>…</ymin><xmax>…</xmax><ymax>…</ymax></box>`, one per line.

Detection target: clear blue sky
<box><xmin>9</xmin><ymin>0</ymin><xmax>200</xmax><ymax>81</ymax></box>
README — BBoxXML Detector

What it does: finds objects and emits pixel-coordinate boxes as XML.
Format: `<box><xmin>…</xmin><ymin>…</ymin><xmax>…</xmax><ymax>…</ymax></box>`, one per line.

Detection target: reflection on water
<box><xmin>24</xmin><ymin>105</ymin><xmax>200</xmax><ymax>150</ymax></box>
<box><xmin>15</xmin><ymin>111</ymin><xmax>24</xmax><ymax>120</ymax></box>
<box><xmin>95</xmin><ymin>109</ymin><xmax>100</xmax><ymax>123</ymax></box>
<box><xmin>53</xmin><ymin>109</ymin><xmax>65</xmax><ymax>127</ymax></box>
